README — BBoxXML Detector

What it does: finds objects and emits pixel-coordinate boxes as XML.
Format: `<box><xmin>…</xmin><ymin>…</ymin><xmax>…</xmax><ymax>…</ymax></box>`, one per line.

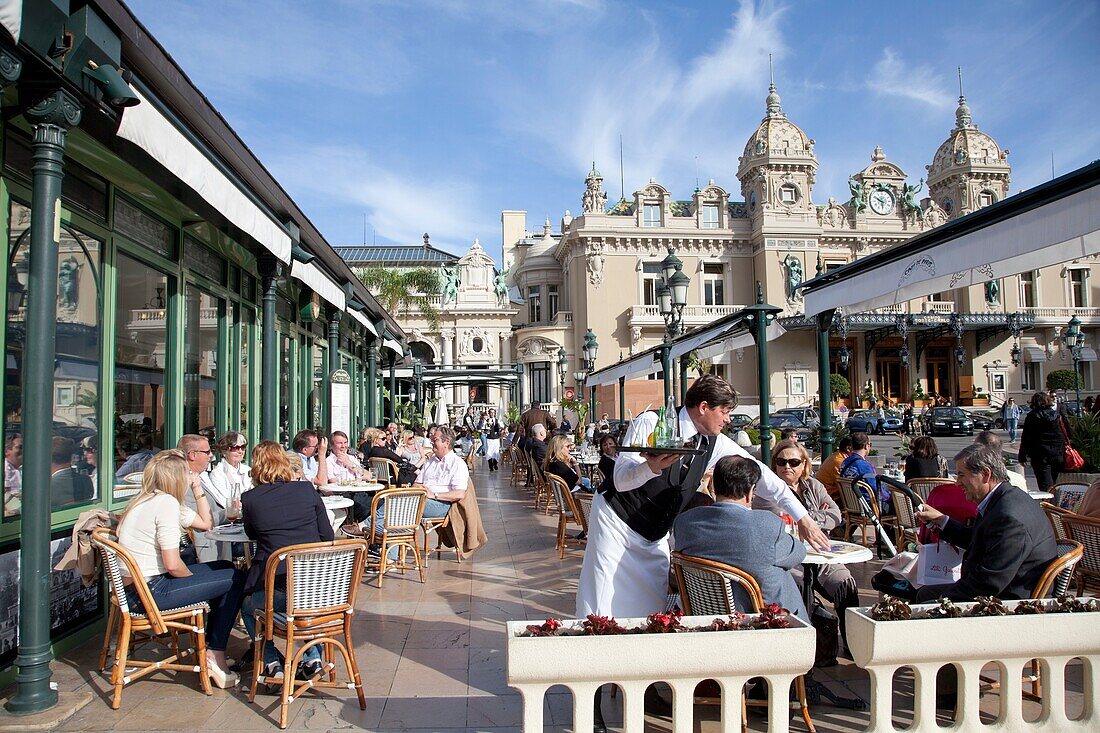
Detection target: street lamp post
<box><xmin>557</xmin><ymin>347</ymin><xmax>568</xmax><ymax>423</ymax></box>
<box><xmin>1066</xmin><ymin>315</ymin><xmax>1084</xmax><ymax>412</ymax></box>
<box><xmin>744</xmin><ymin>283</ymin><xmax>783</xmax><ymax>465</ymax></box>
<box><xmin>656</xmin><ymin>246</ymin><xmax>689</xmax><ymax>404</ymax></box>
<box><xmin>582</xmin><ymin>329</ymin><xmax>599</xmax><ymax>418</ymax></box>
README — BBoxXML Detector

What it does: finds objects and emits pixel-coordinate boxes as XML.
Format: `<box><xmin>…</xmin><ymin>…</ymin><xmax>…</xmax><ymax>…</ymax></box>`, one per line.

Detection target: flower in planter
<box><xmin>925</xmin><ymin>598</ymin><xmax>963</xmax><ymax>619</ymax></box>
<box><xmin>1048</xmin><ymin>594</ymin><xmax>1098</xmax><ymax>613</ymax></box>
<box><xmin>967</xmin><ymin>596</ymin><xmax>1010</xmax><ymax>617</ymax></box>
<box><xmin>753</xmin><ymin>603</ymin><xmax>792</xmax><ymax>629</ymax></box>
<box><xmin>705</xmin><ymin>613</ymin><xmax>747</xmax><ymax>631</ymax></box>
<box><xmin>524</xmin><ymin>618</ymin><xmax>563</xmax><ymax>637</ymax></box>
<box><xmin>643</xmin><ymin>609</ymin><xmax>684</xmax><ymax>634</ymax></box>
<box><xmin>1013</xmin><ymin>600</ymin><xmax>1047</xmax><ymax>615</ymax></box>
<box><xmin>869</xmin><ymin>595</ymin><xmax>912</xmax><ymax>621</ymax></box>
<box><xmin>582</xmin><ymin>614</ymin><xmax>627</xmax><ymax>635</ymax></box>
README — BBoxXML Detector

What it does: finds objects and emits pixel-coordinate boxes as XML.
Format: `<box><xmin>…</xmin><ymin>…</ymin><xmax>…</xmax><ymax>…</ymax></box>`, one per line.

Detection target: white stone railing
<box><xmin>1023</xmin><ymin>306</ymin><xmax>1100</xmax><ymax>322</ymax></box>
<box><xmin>847</xmin><ymin>600</ymin><xmax>1100</xmax><ymax>732</ymax></box>
<box><xmin>920</xmin><ymin>301</ymin><xmax>956</xmax><ymax>314</ymax></box>
<box><xmin>629</xmin><ymin>304</ymin><xmax>745</xmax><ymax>327</ymax></box>
<box><xmin>506</xmin><ymin>614</ymin><xmax>815</xmax><ymax>733</ymax></box>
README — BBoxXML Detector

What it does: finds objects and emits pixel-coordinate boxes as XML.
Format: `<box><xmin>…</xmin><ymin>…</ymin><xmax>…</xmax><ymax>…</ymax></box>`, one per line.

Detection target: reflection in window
<box><xmin>238</xmin><ymin>307</ymin><xmax>253</xmax><ymax>435</ymax></box>
<box><xmin>115</xmin><ymin>252</ymin><xmax>169</xmax><ymax>486</ymax></box>
<box><xmin>280</xmin><ymin>334</ymin><xmax>292</xmax><ymax>442</ymax></box>
<box><xmin>183</xmin><ymin>286</ymin><xmax>221</xmax><ymax>439</ymax></box>
<box><xmin>312</xmin><ymin>341</ymin><xmax>326</xmax><ymax>430</ymax></box>
<box><xmin>5</xmin><ymin>201</ymin><xmax>102</xmax><ymax>517</ymax></box>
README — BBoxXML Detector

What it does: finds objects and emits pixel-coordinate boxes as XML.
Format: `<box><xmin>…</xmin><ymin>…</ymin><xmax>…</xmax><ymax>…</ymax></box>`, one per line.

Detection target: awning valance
<box><xmin>1022</xmin><ymin>346</ymin><xmax>1047</xmax><ymax>363</ymax></box>
<box><xmin>383</xmin><ymin>338</ymin><xmax>404</xmax><ymax>356</ymax></box>
<box><xmin>694</xmin><ymin>322</ymin><xmax>786</xmax><ymax>362</ymax></box>
<box><xmin>802</xmin><ymin>163</ymin><xmax>1100</xmax><ymax>317</ymax></box>
<box><xmin>289</xmin><ymin>261</ymin><xmax>345</xmax><ymax>311</ymax></box>
<box><xmin>585</xmin><ymin>352</ymin><xmax>660</xmax><ymax>388</ymax></box>
<box><xmin>118</xmin><ymin>87</ymin><xmax>293</xmax><ymax>263</ymax></box>
<box><xmin>346</xmin><ymin>308</ymin><xmax>377</xmax><ymax>335</ymax></box>
<box><xmin>1078</xmin><ymin>347</ymin><xmax>1098</xmax><ymax>362</ymax></box>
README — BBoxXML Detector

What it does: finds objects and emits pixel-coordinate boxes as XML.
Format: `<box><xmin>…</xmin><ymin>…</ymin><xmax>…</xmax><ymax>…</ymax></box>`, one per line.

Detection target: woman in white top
<box><xmin>397</xmin><ymin>430</ymin><xmax>425</xmax><ymax>468</ymax></box>
<box><xmin>115</xmin><ymin>450</ymin><xmax>245</xmax><ymax>688</ymax></box>
<box><xmin>201</xmin><ymin>431</ymin><xmax>251</xmax><ymax>561</ymax></box>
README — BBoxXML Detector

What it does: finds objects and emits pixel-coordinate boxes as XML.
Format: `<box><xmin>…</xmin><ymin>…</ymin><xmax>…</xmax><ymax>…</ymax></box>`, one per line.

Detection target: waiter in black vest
<box><xmin>576</xmin><ymin>375</ymin><xmax>829</xmax><ymax>618</ymax></box>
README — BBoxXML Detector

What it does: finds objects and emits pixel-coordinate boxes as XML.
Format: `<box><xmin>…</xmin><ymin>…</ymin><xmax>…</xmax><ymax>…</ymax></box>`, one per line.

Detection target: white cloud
<box><xmin>867</xmin><ymin>48</ymin><xmax>953</xmax><ymax>109</ymax></box>
<box><xmin>493</xmin><ymin>0</ymin><xmax>787</xmax><ymax>193</ymax></box>
<box><xmin>264</xmin><ymin>143</ymin><xmax>491</xmax><ymax>249</ymax></box>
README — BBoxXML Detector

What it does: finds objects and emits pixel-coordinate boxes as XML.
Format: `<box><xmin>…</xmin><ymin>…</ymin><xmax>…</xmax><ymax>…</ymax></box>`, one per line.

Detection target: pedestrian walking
<box><xmin>1002</xmin><ymin>397</ymin><xmax>1021</xmax><ymax>443</ymax></box>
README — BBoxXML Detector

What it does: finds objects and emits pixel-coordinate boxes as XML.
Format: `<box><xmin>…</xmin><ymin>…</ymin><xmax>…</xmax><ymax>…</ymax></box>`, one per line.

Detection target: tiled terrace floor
<box><xmin>26</xmin><ymin>459</ymin><xmax>1087</xmax><ymax>731</ymax></box>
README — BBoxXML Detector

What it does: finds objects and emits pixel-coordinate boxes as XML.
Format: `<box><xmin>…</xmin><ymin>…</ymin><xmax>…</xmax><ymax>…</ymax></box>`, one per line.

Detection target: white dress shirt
<box><xmin>418</xmin><ymin>451</ymin><xmax>470</xmax><ymax>494</ymax></box>
<box><xmin>326</xmin><ymin>452</ymin><xmax>364</xmax><ymax>482</ymax></box>
<box><xmin>615</xmin><ymin>407</ymin><xmax>807</xmax><ymax>522</ymax></box>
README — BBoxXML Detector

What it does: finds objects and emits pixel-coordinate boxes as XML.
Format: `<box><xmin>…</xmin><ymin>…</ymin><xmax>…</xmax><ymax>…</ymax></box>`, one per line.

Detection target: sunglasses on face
<box><xmin>775</xmin><ymin>457</ymin><xmax>803</xmax><ymax>468</ymax></box>
<box><xmin>228</xmin><ymin>444</ymin><xmax>247</xmax><ymax>451</ymax></box>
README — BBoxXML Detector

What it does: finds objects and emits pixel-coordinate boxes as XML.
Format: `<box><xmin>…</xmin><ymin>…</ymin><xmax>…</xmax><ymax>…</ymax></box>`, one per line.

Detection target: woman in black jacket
<box><xmin>543</xmin><ymin>434</ymin><xmax>592</xmax><ymax>493</ymax></box>
<box><xmin>1018</xmin><ymin>392</ymin><xmax>1067</xmax><ymax>491</ymax></box>
<box><xmin>903</xmin><ymin>436</ymin><xmax>949</xmax><ymax>482</ymax></box>
<box><xmin>241</xmin><ymin>441</ymin><xmax>333</xmax><ymax>680</ymax></box>
<box><xmin>363</xmin><ymin>428</ymin><xmax>417</xmax><ymax>486</ymax></box>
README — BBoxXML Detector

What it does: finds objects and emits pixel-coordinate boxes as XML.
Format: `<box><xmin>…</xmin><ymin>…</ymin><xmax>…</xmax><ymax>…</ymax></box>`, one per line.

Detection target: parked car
<box><xmin>921</xmin><ymin>406</ymin><xmax>975</xmax><ymax>436</ymax></box>
<box><xmin>845</xmin><ymin>409</ymin><xmax>903</xmax><ymax>434</ymax></box>
<box><xmin>772</xmin><ymin>407</ymin><xmax>821</xmax><ymax>429</ymax></box>
<box><xmin>970</xmin><ymin>411</ymin><xmax>996</xmax><ymax>431</ymax></box>
<box><xmin>727</xmin><ymin>413</ymin><xmax>754</xmax><ymax>430</ymax></box>
<box><xmin>752</xmin><ymin>414</ymin><xmax>814</xmax><ymax>443</ymax></box>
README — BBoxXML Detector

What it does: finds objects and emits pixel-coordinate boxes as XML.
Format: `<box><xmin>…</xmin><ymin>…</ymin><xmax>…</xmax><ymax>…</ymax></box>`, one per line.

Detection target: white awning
<box><xmin>383</xmin><ymin>338</ymin><xmax>404</xmax><ymax>356</ymax></box>
<box><xmin>1079</xmin><ymin>347</ymin><xmax>1098</xmax><ymax>362</ymax></box>
<box><xmin>804</xmin><ymin>181</ymin><xmax>1100</xmax><ymax>316</ymax></box>
<box><xmin>346</xmin><ymin>307</ymin><xmax>378</xmax><ymax>335</ymax></box>
<box><xmin>117</xmin><ymin>87</ymin><xmax>292</xmax><ymax>263</ymax></box>
<box><xmin>290</xmin><ymin>261</ymin><xmax>345</xmax><ymax>311</ymax></box>
<box><xmin>0</xmin><ymin>0</ymin><xmax>21</xmax><ymax>42</ymax></box>
<box><xmin>695</xmin><ymin>322</ymin><xmax>786</xmax><ymax>362</ymax></box>
<box><xmin>1022</xmin><ymin>346</ymin><xmax>1047</xmax><ymax>363</ymax></box>
<box><xmin>585</xmin><ymin>353</ymin><xmax>660</xmax><ymax>387</ymax></box>
<box><xmin>668</xmin><ymin>320</ymin><xmax>743</xmax><ymax>361</ymax></box>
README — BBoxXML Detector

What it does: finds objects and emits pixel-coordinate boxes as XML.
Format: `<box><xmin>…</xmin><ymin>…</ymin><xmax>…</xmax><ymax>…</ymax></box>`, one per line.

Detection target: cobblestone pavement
<box><xmin>31</xmin><ymin>450</ymin><xmax>1084</xmax><ymax>732</ymax></box>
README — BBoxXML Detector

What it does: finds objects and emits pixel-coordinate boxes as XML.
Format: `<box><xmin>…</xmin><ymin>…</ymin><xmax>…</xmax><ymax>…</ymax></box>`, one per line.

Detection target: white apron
<box><xmin>575</xmin><ymin>491</ymin><xmax>670</xmax><ymax>618</ymax></box>
<box><xmin>484</xmin><ymin>438</ymin><xmax>501</xmax><ymax>461</ymax></box>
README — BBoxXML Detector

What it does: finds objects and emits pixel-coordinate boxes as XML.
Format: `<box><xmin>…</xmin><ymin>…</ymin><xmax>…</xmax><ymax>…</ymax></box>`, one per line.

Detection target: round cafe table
<box><xmin>324</xmin><ymin>482</ymin><xmax>384</xmax><ymax>493</ymax></box>
<box><xmin>322</xmin><ymin>495</ymin><xmax>355</xmax><ymax>532</ymax></box>
<box><xmin>206</xmin><ymin>524</ymin><xmax>252</xmax><ymax>567</ymax></box>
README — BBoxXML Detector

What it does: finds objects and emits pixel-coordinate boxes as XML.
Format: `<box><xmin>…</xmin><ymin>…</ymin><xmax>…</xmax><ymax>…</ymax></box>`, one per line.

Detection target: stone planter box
<box><xmin>506</xmin><ymin>614</ymin><xmax>815</xmax><ymax>733</ymax></box>
<box><xmin>847</xmin><ymin>600</ymin><xmax>1100</xmax><ymax>731</ymax></box>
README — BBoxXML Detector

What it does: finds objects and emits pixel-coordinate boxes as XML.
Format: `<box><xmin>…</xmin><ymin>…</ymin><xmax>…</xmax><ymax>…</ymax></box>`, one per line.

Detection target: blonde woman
<box><xmin>397</xmin><ymin>430</ymin><xmax>424</xmax><ymax>468</ymax></box>
<box><xmin>115</xmin><ymin>450</ymin><xmax>245</xmax><ymax>688</ymax></box>
<box><xmin>763</xmin><ymin>438</ymin><xmax>857</xmax><ymax>649</ymax></box>
<box><xmin>543</xmin><ymin>434</ymin><xmax>592</xmax><ymax>492</ymax></box>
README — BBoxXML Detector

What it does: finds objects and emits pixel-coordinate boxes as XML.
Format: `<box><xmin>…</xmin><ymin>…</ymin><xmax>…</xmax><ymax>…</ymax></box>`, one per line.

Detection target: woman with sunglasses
<box><xmin>201</xmin><ymin>431</ymin><xmax>252</xmax><ymax>561</ymax></box>
<box><xmin>763</xmin><ymin>438</ymin><xmax>858</xmax><ymax>653</ymax></box>
<box><xmin>397</xmin><ymin>430</ymin><xmax>425</xmax><ymax>469</ymax></box>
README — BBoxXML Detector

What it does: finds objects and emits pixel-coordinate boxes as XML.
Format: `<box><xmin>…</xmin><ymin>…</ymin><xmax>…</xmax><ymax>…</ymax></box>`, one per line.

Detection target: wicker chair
<box><xmin>368</xmin><ymin>456</ymin><xmax>399</xmax><ymax>486</ymax></box>
<box><xmin>464</xmin><ymin>439</ymin><xmax>481</xmax><ymax>470</ymax></box>
<box><xmin>509</xmin><ymin>444</ymin><xmax>528</xmax><ymax>487</ymax></box>
<box><xmin>1062</xmin><ymin>514</ymin><xmax>1100</xmax><ymax>594</ymax></box>
<box><xmin>420</xmin><ymin>477</ymin><xmax>480</xmax><ymax>569</ymax></box>
<box><xmin>363</xmin><ymin>488</ymin><xmax>428</xmax><ymax>588</ymax></box>
<box><xmin>837</xmin><ymin>477</ymin><xmax>879</xmax><ymax>548</ymax></box>
<box><xmin>92</xmin><ymin>528</ymin><xmax>211</xmax><ymax>709</ymax></box>
<box><xmin>906</xmin><ymin>476</ymin><xmax>955</xmax><ymax>502</ymax></box>
<box><xmin>1053</xmin><ymin>482</ymin><xmax>1089</xmax><ymax>513</ymax></box>
<box><xmin>545</xmin><ymin>474</ymin><xmax>587</xmax><ymax>559</ymax></box>
<box><xmin>248</xmin><ymin>539</ymin><xmax>368</xmax><ymax>728</ymax></box>
<box><xmin>671</xmin><ymin>552</ymin><xmax>815</xmax><ymax>733</ymax></box>
<box><xmin>1041</xmin><ymin>501</ymin><xmax>1073</xmax><ymax>542</ymax></box>
<box><xmin>881</xmin><ymin>483</ymin><xmax>921</xmax><ymax>551</ymax></box>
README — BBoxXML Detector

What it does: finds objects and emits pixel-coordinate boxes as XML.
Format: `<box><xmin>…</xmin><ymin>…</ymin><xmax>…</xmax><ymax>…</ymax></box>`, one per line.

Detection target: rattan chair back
<box><xmin>907</xmin><ymin>476</ymin><xmax>955</xmax><ymax>502</ymax></box>
<box><xmin>93</xmin><ymin>527</ymin><xmax>171</xmax><ymax>634</ymax></box>
<box><xmin>671</xmin><ymin>551</ymin><xmax>765</xmax><ymax>615</ymax></box>
<box><xmin>266</xmin><ymin>539</ymin><xmax>368</xmax><ymax>619</ymax></box>
<box><xmin>1053</xmin><ymin>482</ymin><xmax>1089</xmax><ymax>513</ymax></box>
<box><xmin>1032</xmin><ymin>540</ymin><xmax>1083</xmax><ymax>598</ymax></box>
<box><xmin>1063</xmin><ymin>514</ymin><xmax>1100</xmax><ymax>593</ymax></box>
<box><xmin>370</xmin><ymin>488</ymin><xmax>427</xmax><ymax>537</ymax></box>
<box><xmin>368</xmin><ymin>457</ymin><xmax>399</xmax><ymax>485</ymax></box>
<box><xmin>1041</xmin><ymin>501</ymin><xmax>1073</xmax><ymax>542</ymax></box>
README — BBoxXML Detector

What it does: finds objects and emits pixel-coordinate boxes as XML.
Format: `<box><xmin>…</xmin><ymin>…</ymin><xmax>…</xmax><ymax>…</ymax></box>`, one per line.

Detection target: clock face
<box><xmin>869</xmin><ymin>188</ymin><xmax>895</xmax><ymax>215</ymax></box>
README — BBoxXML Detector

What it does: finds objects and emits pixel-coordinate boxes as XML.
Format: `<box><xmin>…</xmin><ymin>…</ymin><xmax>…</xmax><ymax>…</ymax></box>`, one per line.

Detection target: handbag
<box><xmin>1058</xmin><ymin>415</ymin><xmax>1085</xmax><ymax>470</ymax></box>
<box><xmin>915</xmin><ymin>541</ymin><xmax>963</xmax><ymax>587</ymax></box>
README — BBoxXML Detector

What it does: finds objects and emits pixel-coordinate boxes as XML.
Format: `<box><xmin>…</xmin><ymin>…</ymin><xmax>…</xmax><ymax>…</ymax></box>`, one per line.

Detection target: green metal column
<box><xmin>745</xmin><ymin>283</ymin><xmax>781</xmax><ymax>466</ymax></box>
<box><xmin>327</xmin><ymin>307</ymin><xmax>340</xmax><ymax>373</ymax></box>
<box><xmin>8</xmin><ymin>89</ymin><xmax>82</xmax><ymax>716</ymax></box>
<box><xmin>259</xmin><ymin>256</ymin><xmax>279</xmax><ymax>441</ymax></box>
<box><xmin>618</xmin><ymin>375</ymin><xmax>626</xmax><ymax>422</ymax></box>
<box><xmin>816</xmin><ymin>310</ymin><xmax>836</xmax><ymax>458</ymax></box>
<box><xmin>388</xmin><ymin>355</ymin><xmax>397</xmax><ymax>423</ymax></box>
<box><xmin>516</xmin><ymin>362</ymin><xmax>525</xmax><ymax>407</ymax></box>
<box><xmin>366</xmin><ymin>339</ymin><xmax>378</xmax><ymax>427</ymax></box>
<box><xmin>660</xmin><ymin>338</ymin><xmax>672</xmax><ymax>405</ymax></box>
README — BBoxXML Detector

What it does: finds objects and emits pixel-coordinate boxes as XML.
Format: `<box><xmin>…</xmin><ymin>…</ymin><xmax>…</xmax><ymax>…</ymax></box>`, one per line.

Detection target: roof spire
<box><xmin>765</xmin><ymin>52</ymin><xmax>784</xmax><ymax>119</ymax></box>
<box><xmin>955</xmin><ymin>66</ymin><xmax>973</xmax><ymax>129</ymax></box>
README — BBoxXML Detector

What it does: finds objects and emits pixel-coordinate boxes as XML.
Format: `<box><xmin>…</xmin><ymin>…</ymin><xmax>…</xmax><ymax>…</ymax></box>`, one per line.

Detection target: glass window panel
<box><xmin>528</xmin><ymin>285</ymin><xmax>541</xmax><ymax>323</ymax></box>
<box><xmin>114</xmin><ymin>254</ymin><xmax>170</xmax><ymax>486</ymax></box>
<box><xmin>280</xmin><ymin>334</ymin><xmax>292</xmax><ymax>442</ymax></box>
<box><xmin>183</xmin><ymin>285</ymin><xmax>221</xmax><ymax>439</ymax></box>
<box><xmin>701</xmin><ymin>205</ymin><xmax>719</xmax><ymax>229</ymax></box>
<box><xmin>548</xmin><ymin>285</ymin><xmax>559</xmax><ymax>320</ymax></box>
<box><xmin>114</xmin><ymin>197</ymin><xmax>175</xmax><ymax>259</ymax></box>
<box><xmin>5</xmin><ymin>202</ymin><xmax>102</xmax><ymax>517</ymax></box>
<box><xmin>312</xmin><ymin>341</ymin><xmax>326</xmax><ymax>429</ymax></box>
<box><xmin>238</xmin><ymin>307</ymin><xmax>253</xmax><ymax>435</ymax></box>
<box><xmin>643</xmin><ymin>205</ymin><xmax>661</xmax><ymax>227</ymax></box>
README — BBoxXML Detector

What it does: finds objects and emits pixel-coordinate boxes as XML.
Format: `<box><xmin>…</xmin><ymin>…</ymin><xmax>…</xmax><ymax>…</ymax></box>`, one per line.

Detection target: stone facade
<box><xmin>504</xmin><ymin>84</ymin><xmax>1099</xmax><ymax>415</ymax></box>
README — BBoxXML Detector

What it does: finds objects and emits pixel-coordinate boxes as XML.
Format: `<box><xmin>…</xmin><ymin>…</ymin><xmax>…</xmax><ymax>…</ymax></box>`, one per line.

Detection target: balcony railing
<box><xmin>1023</xmin><ymin>306</ymin><xmax>1100</xmax><ymax>322</ymax></box>
<box><xmin>628</xmin><ymin>304</ymin><xmax>744</xmax><ymax>327</ymax></box>
<box><xmin>514</xmin><ymin>311</ymin><xmax>572</xmax><ymax>330</ymax></box>
<box><xmin>921</xmin><ymin>301</ymin><xmax>955</xmax><ymax>314</ymax></box>
<box><xmin>128</xmin><ymin>307</ymin><xmax>218</xmax><ymax>329</ymax></box>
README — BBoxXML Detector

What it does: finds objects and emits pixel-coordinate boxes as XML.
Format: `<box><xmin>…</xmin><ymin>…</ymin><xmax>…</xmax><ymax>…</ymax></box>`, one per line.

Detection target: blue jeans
<box><xmin>242</xmin><ymin>590</ymin><xmax>321</xmax><ymax>667</ymax></box>
<box><xmin>129</xmin><ymin>561</ymin><xmax>245</xmax><ymax>652</ymax></box>
<box><xmin>1006</xmin><ymin>418</ymin><xmax>1018</xmax><ymax>442</ymax></box>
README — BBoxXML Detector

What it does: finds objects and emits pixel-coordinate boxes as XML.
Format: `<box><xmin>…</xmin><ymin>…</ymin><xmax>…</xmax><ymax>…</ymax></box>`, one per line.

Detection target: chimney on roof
<box><xmin>423</xmin><ymin>233</ymin><xmax>430</xmax><ymax>247</ymax></box>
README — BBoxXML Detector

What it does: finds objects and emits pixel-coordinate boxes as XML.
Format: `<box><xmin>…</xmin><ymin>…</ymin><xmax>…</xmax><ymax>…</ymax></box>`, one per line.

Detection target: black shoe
<box><xmin>298</xmin><ymin>659</ymin><xmax>323</xmax><ymax>679</ymax></box>
<box><xmin>367</xmin><ymin>543</ymin><xmax>383</xmax><ymax>558</ymax></box>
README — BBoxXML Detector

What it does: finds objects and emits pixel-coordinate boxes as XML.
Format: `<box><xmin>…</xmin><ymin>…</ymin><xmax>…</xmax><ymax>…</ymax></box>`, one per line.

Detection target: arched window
<box><xmin>410</xmin><ymin>341</ymin><xmax>435</xmax><ymax>365</ymax></box>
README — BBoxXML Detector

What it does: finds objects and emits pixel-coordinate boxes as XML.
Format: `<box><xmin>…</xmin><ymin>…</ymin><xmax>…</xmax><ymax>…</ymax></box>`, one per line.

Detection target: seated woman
<box><xmin>903</xmin><ymin>435</ymin><xmax>950</xmax><ymax>482</ymax></box>
<box><xmin>364</xmin><ymin>427</ymin><xmax>417</xmax><ymax>486</ymax></box>
<box><xmin>543</xmin><ymin>434</ymin><xmax>592</xmax><ymax>493</ymax></box>
<box><xmin>397</xmin><ymin>430</ymin><xmax>425</xmax><ymax>469</ymax></box>
<box><xmin>762</xmin><ymin>439</ymin><xmax>858</xmax><ymax>647</ymax></box>
<box><xmin>115</xmin><ymin>450</ymin><xmax>245</xmax><ymax>688</ymax></box>
<box><xmin>241</xmin><ymin>441</ymin><xmax>334</xmax><ymax>680</ymax></box>
<box><xmin>595</xmin><ymin>432</ymin><xmax>618</xmax><ymax>489</ymax></box>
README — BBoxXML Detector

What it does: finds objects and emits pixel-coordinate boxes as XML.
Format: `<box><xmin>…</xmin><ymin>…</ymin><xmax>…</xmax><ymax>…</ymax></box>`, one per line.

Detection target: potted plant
<box><xmin>910</xmin><ymin>383</ymin><xmax>930</xmax><ymax>408</ymax></box>
<box><xmin>971</xmin><ymin>385</ymin><xmax>989</xmax><ymax>406</ymax></box>
<box><xmin>830</xmin><ymin>373</ymin><xmax>851</xmax><ymax>408</ymax></box>
<box><xmin>860</xmin><ymin>380</ymin><xmax>876</xmax><ymax>409</ymax></box>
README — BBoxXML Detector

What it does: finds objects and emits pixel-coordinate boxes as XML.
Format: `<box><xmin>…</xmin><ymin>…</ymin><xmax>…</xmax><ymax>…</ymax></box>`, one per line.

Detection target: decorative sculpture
<box><xmin>847</xmin><ymin>177</ymin><xmax>867</xmax><ymax>214</ymax></box>
<box><xmin>783</xmin><ymin>254</ymin><xmax>803</xmax><ymax>302</ymax></box>
<box><xmin>441</xmin><ymin>266</ymin><xmax>459</xmax><ymax>306</ymax></box>
<box><xmin>901</xmin><ymin>178</ymin><xmax>924</xmax><ymax>219</ymax></box>
<box><xmin>493</xmin><ymin>267</ymin><xmax>509</xmax><ymax>307</ymax></box>
<box><xmin>58</xmin><ymin>255</ymin><xmax>81</xmax><ymax>309</ymax></box>
<box><xmin>985</xmin><ymin>279</ymin><xmax>1000</xmax><ymax>305</ymax></box>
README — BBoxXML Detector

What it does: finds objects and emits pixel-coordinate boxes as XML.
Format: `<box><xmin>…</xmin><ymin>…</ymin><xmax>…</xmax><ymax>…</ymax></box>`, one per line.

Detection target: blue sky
<box><xmin>127</xmin><ymin>0</ymin><xmax>1099</xmax><ymax>261</ymax></box>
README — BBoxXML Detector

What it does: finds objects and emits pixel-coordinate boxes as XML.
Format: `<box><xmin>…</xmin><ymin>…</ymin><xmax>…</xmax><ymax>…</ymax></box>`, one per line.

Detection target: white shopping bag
<box><xmin>915</xmin><ymin>542</ymin><xmax>963</xmax><ymax>587</ymax></box>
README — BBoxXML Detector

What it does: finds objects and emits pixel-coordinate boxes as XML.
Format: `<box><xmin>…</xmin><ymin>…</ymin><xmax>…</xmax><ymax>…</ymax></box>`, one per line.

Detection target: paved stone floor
<box><xmin>24</xmin><ymin>446</ymin><xmax>1087</xmax><ymax>731</ymax></box>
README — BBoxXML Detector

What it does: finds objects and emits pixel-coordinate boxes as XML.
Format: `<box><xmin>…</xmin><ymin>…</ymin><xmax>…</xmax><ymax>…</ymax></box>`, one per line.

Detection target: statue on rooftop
<box><xmin>441</xmin><ymin>266</ymin><xmax>459</xmax><ymax>306</ymax></box>
<box><xmin>848</xmin><ymin>177</ymin><xmax>867</xmax><ymax>214</ymax></box>
<box><xmin>493</xmin><ymin>267</ymin><xmax>509</xmax><ymax>307</ymax></box>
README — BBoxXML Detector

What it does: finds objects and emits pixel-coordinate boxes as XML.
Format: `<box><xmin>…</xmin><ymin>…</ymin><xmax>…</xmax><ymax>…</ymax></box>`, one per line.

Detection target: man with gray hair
<box><xmin>526</xmin><ymin>423</ymin><xmax>548</xmax><ymax>467</ymax></box>
<box><xmin>915</xmin><ymin>443</ymin><xmax>1056</xmax><ymax>601</ymax></box>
